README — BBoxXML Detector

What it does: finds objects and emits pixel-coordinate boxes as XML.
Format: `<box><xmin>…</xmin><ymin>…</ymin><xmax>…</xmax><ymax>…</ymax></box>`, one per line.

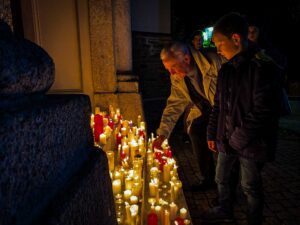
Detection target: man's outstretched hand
<box><xmin>152</xmin><ymin>135</ymin><xmax>166</xmax><ymax>150</ymax></box>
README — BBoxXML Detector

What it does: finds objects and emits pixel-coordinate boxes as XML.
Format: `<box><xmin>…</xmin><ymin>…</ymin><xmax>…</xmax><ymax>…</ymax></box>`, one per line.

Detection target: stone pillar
<box><xmin>112</xmin><ymin>0</ymin><xmax>132</xmax><ymax>73</ymax></box>
<box><xmin>89</xmin><ymin>0</ymin><xmax>117</xmax><ymax>93</ymax></box>
<box><xmin>89</xmin><ymin>0</ymin><xmax>144</xmax><ymax>123</ymax></box>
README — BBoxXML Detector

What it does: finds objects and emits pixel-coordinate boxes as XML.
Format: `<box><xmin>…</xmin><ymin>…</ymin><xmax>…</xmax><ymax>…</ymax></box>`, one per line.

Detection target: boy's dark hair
<box><xmin>214</xmin><ymin>12</ymin><xmax>248</xmax><ymax>40</ymax></box>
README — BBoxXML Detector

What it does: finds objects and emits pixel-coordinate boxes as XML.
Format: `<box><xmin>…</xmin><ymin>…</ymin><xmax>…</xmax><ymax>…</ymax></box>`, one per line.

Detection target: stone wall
<box><xmin>132</xmin><ymin>31</ymin><xmax>173</xmax><ymax>133</ymax></box>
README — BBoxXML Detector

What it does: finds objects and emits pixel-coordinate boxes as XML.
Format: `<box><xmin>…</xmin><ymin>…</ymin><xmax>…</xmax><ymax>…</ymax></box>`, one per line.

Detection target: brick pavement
<box><xmin>165</xmin><ymin>115</ymin><xmax>300</xmax><ymax>225</ymax></box>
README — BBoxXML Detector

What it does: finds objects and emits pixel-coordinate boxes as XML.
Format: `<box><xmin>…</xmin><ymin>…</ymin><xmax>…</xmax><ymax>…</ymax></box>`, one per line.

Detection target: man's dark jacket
<box><xmin>207</xmin><ymin>50</ymin><xmax>282</xmax><ymax>162</ymax></box>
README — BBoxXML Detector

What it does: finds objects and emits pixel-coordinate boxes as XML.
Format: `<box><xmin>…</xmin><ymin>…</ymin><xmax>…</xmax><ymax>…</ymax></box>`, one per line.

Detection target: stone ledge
<box><xmin>117</xmin><ymin>81</ymin><xmax>139</xmax><ymax>92</ymax></box>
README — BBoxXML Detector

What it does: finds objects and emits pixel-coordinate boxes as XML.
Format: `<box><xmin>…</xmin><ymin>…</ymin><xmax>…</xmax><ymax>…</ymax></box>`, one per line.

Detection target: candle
<box><xmin>137</xmin><ymin>115</ymin><xmax>141</xmax><ymax>127</ymax></box>
<box><xmin>184</xmin><ymin>219</ymin><xmax>191</xmax><ymax>224</ymax></box>
<box><xmin>95</xmin><ymin>106</ymin><xmax>100</xmax><ymax>115</ymax></box>
<box><xmin>112</xmin><ymin>179</ymin><xmax>121</xmax><ymax>195</ymax></box>
<box><xmin>149</xmin><ymin>180</ymin><xmax>158</xmax><ymax>197</ymax></box>
<box><xmin>106</xmin><ymin>151</ymin><xmax>115</xmax><ymax>171</ymax></box>
<box><xmin>125</xmin><ymin>202</ymin><xmax>131</xmax><ymax>224</ymax></box>
<box><xmin>103</xmin><ymin>117</ymin><xmax>109</xmax><ymax>127</ymax></box>
<box><xmin>99</xmin><ymin>133</ymin><xmax>106</xmax><ymax>145</ymax></box>
<box><xmin>147</xmin><ymin>208</ymin><xmax>158</xmax><ymax>225</ymax></box>
<box><xmin>174</xmin><ymin>217</ymin><xmax>184</xmax><ymax>225</ymax></box>
<box><xmin>179</xmin><ymin>208</ymin><xmax>187</xmax><ymax>219</ymax></box>
<box><xmin>130</xmin><ymin>195</ymin><xmax>138</xmax><ymax>204</ymax></box>
<box><xmin>93</xmin><ymin>114</ymin><xmax>103</xmax><ymax>142</ymax></box>
<box><xmin>155</xmin><ymin>205</ymin><xmax>162</xmax><ymax>225</ymax></box>
<box><xmin>121</xmin><ymin>127</ymin><xmax>127</xmax><ymax>136</ymax></box>
<box><xmin>169</xmin><ymin>202</ymin><xmax>178</xmax><ymax>221</ymax></box>
<box><xmin>125</xmin><ymin>177</ymin><xmax>133</xmax><ymax>190</ymax></box>
<box><xmin>164</xmin><ymin>209</ymin><xmax>170</xmax><ymax>225</ymax></box>
<box><xmin>132</xmin><ymin>182</ymin><xmax>142</xmax><ymax>197</ymax></box>
<box><xmin>130</xmin><ymin>204</ymin><xmax>139</xmax><ymax>225</ymax></box>
<box><xmin>123</xmin><ymin>189</ymin><xmax>132</xmax><ymax>201</ymax></box>
<box><xmin>163</xmin><ymin>163</ymin><xmax>171</xmax><ymax>183</ymax></box>
<box><xmin>122</xmin><ymin>144</ymin><xmax>129</xmax><ymax>156</ymax></box>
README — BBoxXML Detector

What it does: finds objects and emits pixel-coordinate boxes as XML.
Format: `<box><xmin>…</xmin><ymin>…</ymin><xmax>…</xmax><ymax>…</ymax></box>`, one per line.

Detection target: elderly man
<box><xmin>152</xmin><ymin>41</ymin><xmax>224</xmax><ymax>190</ymax></box>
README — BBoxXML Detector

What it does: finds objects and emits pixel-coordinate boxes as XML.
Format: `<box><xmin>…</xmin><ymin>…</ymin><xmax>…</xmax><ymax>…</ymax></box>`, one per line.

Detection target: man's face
<box><xmin>212</xmin><ymin>31</ymin><xmax>241</xmax><ymax>60</ymax></box>
<box><xmin>162</xmin><ymin>54</ymin><xmax>191</xmax><ymax>81</ymax></box>
<box><xmin>248</xmin><ymin>26</ymin><xmax>259</xmax><ymax>43</ymax></box>
<box><xmin>192</xmin><ymin>34</ymin><xmax>203</xmax><ymax>50</ymax></box>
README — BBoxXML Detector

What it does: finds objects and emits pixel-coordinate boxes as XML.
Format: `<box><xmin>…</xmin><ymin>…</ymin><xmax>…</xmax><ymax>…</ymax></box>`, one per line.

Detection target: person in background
<box><xmin>191</xmin><ymin>30</ymin><xmax>204</xmax><ymax>51</ymax></box>
<box><xmin>201</xmin><ymin>12</ymin><xmax>282</xmax><ymax>225</ymax></box>
<box><xmin>152</xmin><ymin>41</ymin><xmax>223</xmax><ymax>191</ymax></box>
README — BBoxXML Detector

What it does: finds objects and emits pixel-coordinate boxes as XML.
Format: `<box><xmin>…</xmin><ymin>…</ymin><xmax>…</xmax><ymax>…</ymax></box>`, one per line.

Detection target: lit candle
<box><xmin>130</xmin><ymin>195</ymin><xmax>139</xmax><ymax>204</ymax></box>
<box><xmin>163</xmin><ymin>163</ymin><xmax>171</xmax><ymax>183</ymax></box>
<box><xmin>149</xmin><ymin>180</ymin><xmax>158</xmax><ymax>197</ymax></box>
<box><xmin>147</xmin><ymin>207</ymin><xmax>158</xmax><ymax>225</ymax></box>
<box><xmin>112</xmin><ymin>179</ymin><xmax>121</xmax><ymax>195</ymax></box>
<box><xmin>137</xmin><ymin>115</ymin><xmax>141</xmax><ymax>127</ymax></box>
<box><xmin>130</xmin><ymin>204</ymin><xmax>139</xmax><ymax>225</ymax></box>
<box><xmin>125</xmin><ymin>177</ymin><xmax>133</xmax><ymax>190</ymax></box>
<box><xmin>123</xmin><ymin>189</ymin><xmax>132</xmax><ymax>201</ymax></box>
<box><xmin>155</xmin><ymin>205</ymin><xmax>162</xmax><ymax>225</ymax></box>
<box><xmin>106</xmin><ymin>151</ymin><xmax>115</xmax><ymax>171</ymax></box>
<box><xmin>184</xmin><ymin>219</ymin><xmax>191</xmax><ymax>224</ymax></box>
<box><xmin>103</xmin><ymin>117</ymin><xmax>109</xmax><ymax>127</ymax></box>
<box><xmin>99</xmin><ymin>133</ymin><xmax>106</xmax><ymax>145</ymax></box>
<box><xmin>164</xmin><ymin>209</ymin><xmax>170</xmax><ymax>225</ymax></box>
<box><xmin>169</xmin><ymin>202</ymin><xmax>178</xmax><ymax>221</ymax></box>
<box><xmin>125</xmin><ymin>202</ymin><xmax>131</xmax><ymax>224</ymax></box>
<box><xmin>95</xmin><ymin>106</ymin><xmax>100</xmax><ymax>115</ymax></box>
<box><xmin>121</xmin><ymin>127</ymin><xmax>127</xmax><ymax>136</ymax></box>
<box><xmin>179</xmin><ymin>208</ymin><xmax>187</xmax><ymax>219</ymax></box>
<box><xmin>132</xmin><ymin>182</ymin><xmax>142</xmax><ymax>197</ymax></box>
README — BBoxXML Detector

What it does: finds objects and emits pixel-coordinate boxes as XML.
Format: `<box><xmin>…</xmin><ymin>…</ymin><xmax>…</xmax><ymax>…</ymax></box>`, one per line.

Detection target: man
<box><xmin>202</xmin><ymin>12</ymin><xmax>282</xmax><ymax>224</ymax></box>
<box><xmin>152</xmin><ymin>41</ymin><xmax>223</xmax><ymax>190</ymax></box>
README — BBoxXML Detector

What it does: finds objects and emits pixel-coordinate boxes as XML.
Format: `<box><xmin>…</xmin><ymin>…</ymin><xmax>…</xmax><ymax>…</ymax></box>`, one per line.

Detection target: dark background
<box><xmin>171</xmin><ymin>0</ymin><xmax>300</xmax><ymax>83</ymax></box>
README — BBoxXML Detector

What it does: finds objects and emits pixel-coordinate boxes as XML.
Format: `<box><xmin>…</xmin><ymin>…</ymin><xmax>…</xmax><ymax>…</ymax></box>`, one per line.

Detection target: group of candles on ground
<box><xmin>91</xmin><ymin>106</ymin><xmax>192</xmax><ymax>225</ymax></box>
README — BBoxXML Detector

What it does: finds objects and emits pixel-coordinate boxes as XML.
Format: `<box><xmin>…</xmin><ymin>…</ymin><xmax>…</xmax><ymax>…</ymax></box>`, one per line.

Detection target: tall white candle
<box><xmin>112</xmin><ymin>179</ymin><xmax>121</xmax><ymax>195</ymax></box>
<box><xmin>106</xmin><ymin>151</ymin><xmax>115</xmax><ymax>172</ymax></box>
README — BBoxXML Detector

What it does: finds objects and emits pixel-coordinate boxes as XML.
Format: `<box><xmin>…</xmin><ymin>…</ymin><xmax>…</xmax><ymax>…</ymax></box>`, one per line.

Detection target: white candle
<box><xmin>99</xmin><ymin>133</ymin><xmax>106</xmax><ymax>145</ymax></box>
<box><xmin>121</xmin><ymin>127</ymin><xmax>127</xmax><ymax>136</ymax></box>
<box><xmin>122</xmin><ymin>144</ymin><xmax>129</xmax><ymax>156</ymax></box>
<box><xmin>106</xmin><ymin>151</ymin><xmax>115</xmax><ymax>171</ymax></box>
<box><xmin>130</xmin><ymin>195</ymin><xmax>139</xmax><ymax>204</ymax></box>
<box><xmin>155</xmin><ymin>205</ymin><xmax>163</xmax><ymax>224</ymax></box>
<box><xmin>112</xmin><ymin>179</ymin><xmax>121</xmax><ymax>195</ymax></box>
<box><xmin>180</xmin><ymin>208</ymin><xmax>187</xmax><ymax>219</ymax></box>
<box><xmin>130</xmin><ymin>204</ymin><xmax>139</xmax><ymax>225</ymax></box>
<box><xmin>125</xmin><ymin>176</ymin><xmax>133</xmax><ymax>190</ymax></box>
<box><xmin>123</xmin><ymin>190</ymin><xmax>132</xmax><ymax>201</ymax></box>
<box><xmin>132</xmin><ymin>182</ymin><xmax>142</xmax><ymax>197</ymax></box>
<box><xmin>125</xmin><ymin>202</ymin><xmax>131</xmax><ymax>224</ymax></box>
<box><xmin>163</xmin><ymin>163</ymin><xmax>171</xmax><ymax>183</ymax></box>
<box><xmin>149</xmin><ymin>181</ymin><xmax>158</xmax><ymax>197</ymax></box>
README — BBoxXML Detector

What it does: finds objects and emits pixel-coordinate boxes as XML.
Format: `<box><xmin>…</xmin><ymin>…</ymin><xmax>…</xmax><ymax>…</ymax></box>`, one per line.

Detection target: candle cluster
<box><xmin>91</xmin><ymin>106</ymin><xmax>191</xmax><ymax>225</ymax></box>
<box><xmin>145</xmin><ymin>138</ymin><xmax>191</xmax><ymax>225</ymax></box>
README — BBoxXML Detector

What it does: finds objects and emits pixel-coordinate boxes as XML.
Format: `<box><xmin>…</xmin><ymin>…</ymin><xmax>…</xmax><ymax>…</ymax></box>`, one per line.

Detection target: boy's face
<box><xmin>212</xmin><ymin>31</ymin><xmax>241</xmax><ymax>60</ymax></box>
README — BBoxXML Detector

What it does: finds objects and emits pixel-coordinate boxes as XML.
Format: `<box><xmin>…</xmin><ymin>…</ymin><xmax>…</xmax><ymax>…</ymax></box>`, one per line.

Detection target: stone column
<box><xmin>89</xmin><ymin>0</ymin><xmax>144</xmax><ymax>124</ymax></box>
<box><xmin>112</xmin><ymin>0</ymin><xmax>132</xmax><ymax>73</ymax></box>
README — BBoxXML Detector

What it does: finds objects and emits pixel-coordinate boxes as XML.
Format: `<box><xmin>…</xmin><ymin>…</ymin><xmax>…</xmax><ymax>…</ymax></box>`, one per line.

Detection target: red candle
<box><xmin>174</xmin><ymin>217</ymin><xmax>184</xmax><ymax>225</ymax></box>
<box><xmin>164</xmin><ymin>147</ymin><xmax>172</xmax><ymax>158</ymax></box>
<box><xmin>94</xmin><ymin>114</ymin><xmax>103</xmax><ymax>142</ymax></box>
<box><xmin>147</xmin><ymin>211</ymin><xmax>158</xmax><ymax>225</ymax></box>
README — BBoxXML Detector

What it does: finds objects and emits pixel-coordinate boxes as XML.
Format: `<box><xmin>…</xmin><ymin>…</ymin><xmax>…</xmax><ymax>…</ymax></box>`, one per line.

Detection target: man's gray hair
<box><xmin>160</xmin><ymin>41</ymin><xmax>190</xmax><ymax>61</ymax></box>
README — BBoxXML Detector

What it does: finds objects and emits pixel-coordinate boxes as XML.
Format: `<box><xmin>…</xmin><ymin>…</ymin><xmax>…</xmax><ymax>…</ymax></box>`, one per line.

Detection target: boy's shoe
<box><xmin>200</xmin><ymin>206</ymin><xmax>234</xmax><ymax>223</ymax></box>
